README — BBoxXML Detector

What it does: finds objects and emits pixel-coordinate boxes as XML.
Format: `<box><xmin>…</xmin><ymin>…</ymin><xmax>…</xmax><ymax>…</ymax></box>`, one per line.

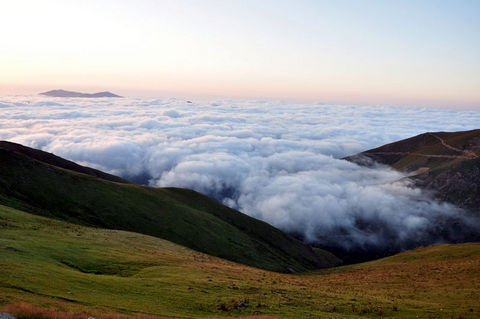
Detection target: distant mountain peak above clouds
<box><xmin>39</xmin><ymin>89</ymin><xmax>122</xmax><ymax>98</ymax></box>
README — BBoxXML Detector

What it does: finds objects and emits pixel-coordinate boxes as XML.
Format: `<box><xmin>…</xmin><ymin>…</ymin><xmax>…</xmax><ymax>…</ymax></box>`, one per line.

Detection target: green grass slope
<box><xmin>1</xmin><ymin>205</ymin><xmax>479</xmax><ymax>318</ymax></box>
<box><xmin>0</xmin><ymin>144</ymin><xmax>339</xmax><ymax>272</ymax></box>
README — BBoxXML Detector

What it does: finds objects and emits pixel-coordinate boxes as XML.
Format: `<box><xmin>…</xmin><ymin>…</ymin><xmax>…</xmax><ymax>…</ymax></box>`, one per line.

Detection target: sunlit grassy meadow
<box><xmin>1</xmin><ymin>204</ymin><xmax>479</xmax><ymax>318</ymax></box>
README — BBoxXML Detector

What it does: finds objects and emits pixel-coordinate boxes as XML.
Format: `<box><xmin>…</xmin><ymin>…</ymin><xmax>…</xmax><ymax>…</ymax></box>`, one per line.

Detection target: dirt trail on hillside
<box><xmin>428</xmin><ymin>133</ymin><xmax>478</xmax><ymax>159</ymax></box>
<box><xmin>364</xmin><ymin>151</ymin><xmax>473</xmax><ymax>159</ymax></box>
<box><xmin>365</xmin><ymin>134</ymin><xmax>478</xmax><ymax>160</ymax></box>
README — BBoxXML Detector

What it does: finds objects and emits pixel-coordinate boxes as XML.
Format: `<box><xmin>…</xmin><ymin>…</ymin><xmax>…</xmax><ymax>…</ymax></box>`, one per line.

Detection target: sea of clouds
<box><xmin>1</xmin><ymin>95</ymin><xmax>479</xmax><ymax>256</ymax></box>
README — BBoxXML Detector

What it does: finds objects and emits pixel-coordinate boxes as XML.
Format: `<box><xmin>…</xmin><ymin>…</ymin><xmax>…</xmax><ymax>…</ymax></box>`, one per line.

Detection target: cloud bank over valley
<box><xmin>1</xmin><ymin>96</ymin><xmax>479</xmax><ymax>257</ymax></box>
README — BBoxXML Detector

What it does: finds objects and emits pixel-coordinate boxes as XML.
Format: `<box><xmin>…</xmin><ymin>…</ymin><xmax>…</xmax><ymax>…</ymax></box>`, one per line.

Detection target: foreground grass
<box><xmin>1</xmin><ymin>204</ymin><xmax>479</xmax><ymax>318</ymax></box>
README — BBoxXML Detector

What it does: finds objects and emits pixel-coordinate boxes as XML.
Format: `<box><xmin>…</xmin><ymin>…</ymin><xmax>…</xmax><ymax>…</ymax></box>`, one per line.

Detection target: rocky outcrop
<box><xmin>413</xmin><ymin>158</ymin><xmax>480</xmax><ymax>210</ymax></box>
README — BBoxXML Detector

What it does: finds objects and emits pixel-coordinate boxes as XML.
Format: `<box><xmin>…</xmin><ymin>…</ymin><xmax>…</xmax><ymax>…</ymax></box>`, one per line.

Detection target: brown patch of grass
<box><xmin>1</xmin><ymin>303</ymin><xmax>172</xmax><ymax>319</ymax></box>
<box><xmin>2</xmin><ymin>303</ymin><xmax>86</xmax><ymax>319</ymax></box>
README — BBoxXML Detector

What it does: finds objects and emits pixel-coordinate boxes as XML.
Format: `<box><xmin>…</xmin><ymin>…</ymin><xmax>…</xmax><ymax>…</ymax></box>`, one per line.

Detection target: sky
<box><xmin>1</xmin><ymin>0</ymin><xmax>479</xmax><ymax>107</ymax></box>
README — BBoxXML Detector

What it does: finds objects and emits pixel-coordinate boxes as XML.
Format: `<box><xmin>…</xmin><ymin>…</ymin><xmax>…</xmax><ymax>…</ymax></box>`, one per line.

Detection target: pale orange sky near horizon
<box><xmin>1</xmin><ymin>1</ymin><xmax>479</xmax><ymax>108</ymax></box>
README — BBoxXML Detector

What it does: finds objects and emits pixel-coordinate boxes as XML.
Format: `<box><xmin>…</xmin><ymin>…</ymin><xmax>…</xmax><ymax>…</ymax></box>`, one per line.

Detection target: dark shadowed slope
<box><xmin>39</xmin><ymin>89</ymin><xmax>122</xmax><ymax>98</ymax></box>
<box><xmin>0</xmin><ymin>142</ymin><xmax>340</xmax><ymax>272</ymax></box>
<box><xmin>0</xmin><ymin>141</ymin><xmax>129</xmax><ymax>184</ymax></box>
<box><xmin>346</xmin><ymin>129</ymin><xmax>480</xmax><ymax>210</ymax></box>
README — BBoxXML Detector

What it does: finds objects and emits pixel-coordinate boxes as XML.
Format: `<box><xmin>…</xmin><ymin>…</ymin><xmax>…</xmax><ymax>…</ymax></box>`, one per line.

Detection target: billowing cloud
<box><xmin>1</xmin><ymin>95</ymin><xmax>479</xmax><ymax>257</ymax></box>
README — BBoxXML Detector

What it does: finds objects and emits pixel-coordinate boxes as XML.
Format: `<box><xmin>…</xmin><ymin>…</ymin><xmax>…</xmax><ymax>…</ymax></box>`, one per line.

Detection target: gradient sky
<box><xmin>1</xmin><ymin>0</ymin><xmax>479</xmax><ymax>107</ymax></box>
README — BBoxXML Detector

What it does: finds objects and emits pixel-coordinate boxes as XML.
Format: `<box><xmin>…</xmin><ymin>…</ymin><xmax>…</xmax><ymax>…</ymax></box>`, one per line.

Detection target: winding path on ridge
<box><xmin>428</xmin><ymin>133</ymin><xmax>478</xmax><ymax>159</ymax></box>
<box><xmin>365</xmin><ymin>133</ymin><xmax>478</xmax><ymax>160</ymax></box>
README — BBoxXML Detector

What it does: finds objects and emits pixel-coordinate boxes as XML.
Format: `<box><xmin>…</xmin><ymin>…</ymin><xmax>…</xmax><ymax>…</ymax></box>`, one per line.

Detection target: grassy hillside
<box><xmin>346</xmin><ymin>129</ymin><xmax>480</xmax><ymax>210</ymax></box>
<box><xmin>1</xmin><ymin>204</ymin><xmax>479</xmax><ymax>318</ymax></box>
<box><xmin>351</xmin><ymin>129</ymin><xmax>480</xmax><ymax>172</ymax></box>
<box><xmin>0</xmin><ymin>143</ymin><xmax>338</xmax><ymax>272</ymax></box>
<box><xmin>0</xmin><ymin>141</ymin><xmax>129</xmax><ymax>183</ymax></box>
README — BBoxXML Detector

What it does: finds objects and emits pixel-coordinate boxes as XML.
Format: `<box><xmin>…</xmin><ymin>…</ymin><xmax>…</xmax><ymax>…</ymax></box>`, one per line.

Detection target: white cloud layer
<box><xmin>1</xmin><ymin>95</ymin><xmax>479</xmax><ymax>254</ymax></box>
